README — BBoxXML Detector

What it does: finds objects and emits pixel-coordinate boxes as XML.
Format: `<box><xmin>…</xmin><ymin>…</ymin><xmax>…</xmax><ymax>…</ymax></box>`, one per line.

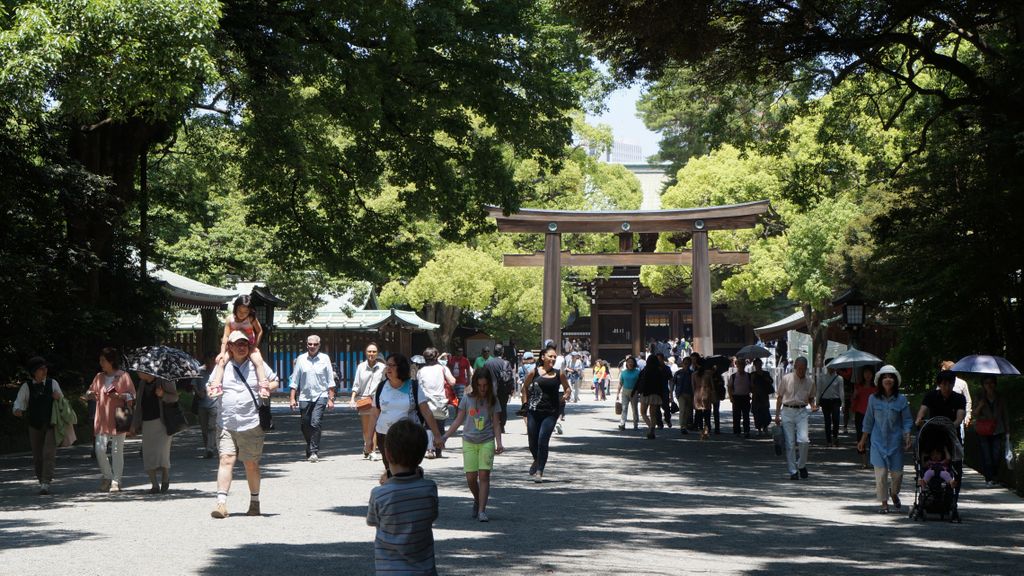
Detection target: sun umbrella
<box><xmin>410</xmin><ymin>355</ymin><xmax>426</xmax><ymax>366</ymax></box>
<box><xmin>125</xmin><ymin>345</ymin><xmax>203</xmax><ymax>380</ymax></box>
<box><xmin>735</xmin><ymin>344</ymin><xmax>772</xmax><ymax>360</ymax></box>
<box><xmin>825</xmin><ymin>348</ymin><xmax>883</xmax><ymax>370</ymax></box>
<box><xmin>701</xmin><ymin>355</ymin><xmax>732</xmax><ymax>374</ymax></box>
<box><xmin>951</xmin><ymin>355</ymin><xmax>1021</xmax><ymax>376</ymax></box>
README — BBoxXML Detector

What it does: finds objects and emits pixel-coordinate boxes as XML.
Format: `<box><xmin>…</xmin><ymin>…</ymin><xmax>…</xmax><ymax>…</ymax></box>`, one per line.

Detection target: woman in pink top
<box><xmin>87</xmin><ymin>347</ymin><xmax>135</xmax><ymax>492</ymax></box>
<box><xmin>851</xmin><ymin>365</ymin><xmax>877</xmax><ymax>469</ymax></box>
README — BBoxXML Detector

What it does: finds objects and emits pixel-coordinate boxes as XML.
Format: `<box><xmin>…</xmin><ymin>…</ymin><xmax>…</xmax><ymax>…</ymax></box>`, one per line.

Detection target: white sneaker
<box><xmin>39</xmin><ymin>483</ymin><xmax>50</xmax><ymax>495</ymax></box>
<box><xmin>478</xmin><ymin>511</ymin><xmax>489</xmax><ymax>522</ymax></box>
<box><xmin>555</xmin><ymin>423</ymin><xmax>563</xmax><ymax>435</ymax></box>
<box><xmin>308</xmin><ymin>454</ymin><xmax>319</xmax><ymax>463</ymax></box>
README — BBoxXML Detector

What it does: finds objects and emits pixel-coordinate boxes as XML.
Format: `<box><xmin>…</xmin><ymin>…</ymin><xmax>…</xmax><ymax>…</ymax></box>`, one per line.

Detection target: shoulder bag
<box><xmin>235</xmin><ymin>364</ymin><xmax>273</xmax><ymax>431</ymax></box>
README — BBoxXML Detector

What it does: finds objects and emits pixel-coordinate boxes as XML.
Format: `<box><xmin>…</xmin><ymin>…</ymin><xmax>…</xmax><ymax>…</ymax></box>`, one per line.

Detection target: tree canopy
<box><xmin>564</xmin><ymin>0</ymin><xmax>1024</xmax><ymax>382</ymax></box>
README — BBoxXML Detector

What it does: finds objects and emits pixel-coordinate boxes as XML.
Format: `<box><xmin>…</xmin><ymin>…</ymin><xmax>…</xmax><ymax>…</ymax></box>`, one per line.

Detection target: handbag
<box><xmin>114</xmin><ymin>400</ymin><xmax>133</xmax><ymax>433</ymax></box>
<box><xmin>615</xmin><ymin>401</ymin><xmax>623</xmax><ymax>415</ymax></box>
<box><xmin>975</xmin><ymin>418</ymin><xmax>996</xmax><ymax>436</ymax></box>
<box><xmin>772</xmin><ymin>423</ymin><xmax>784</xmax><ymax>456</ymax></box>
<box><xmin>235</xmin><ymin>365</ymin><xmax>274</xmax><ymax>431</ymax></box>
<box><xmin>355</xmin><ymin>396</ymin><xmax>373</xmax><ymax>411</ymax></box>
<box><xmin>161</xmin><ymin>399</ymin><xmax>188</xmax><ymax>436</ymax></box>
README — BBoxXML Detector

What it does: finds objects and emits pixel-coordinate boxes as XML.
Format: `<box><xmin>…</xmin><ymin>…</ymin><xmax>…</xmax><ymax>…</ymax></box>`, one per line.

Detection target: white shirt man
<box><xmin>210</xmin><ymin>330</ymin><xmax>279</xmax><ymax>519</ymax></box>
<box><xmin>775</xmin><ymin>357</ymin><xmax>818</xmax><ymax>480</ymax></box>
<box><xmin>289</xmin><ymin>335</ymin><xmax>336</xmax><ymax>462</ymax></box>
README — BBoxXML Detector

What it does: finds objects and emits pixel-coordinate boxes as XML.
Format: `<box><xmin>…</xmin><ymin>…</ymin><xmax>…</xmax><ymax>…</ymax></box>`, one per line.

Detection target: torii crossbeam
<box><xmin>487</xmin><ymin>200</ymin><xmax>770</xmax><ymax>355</ymax></box>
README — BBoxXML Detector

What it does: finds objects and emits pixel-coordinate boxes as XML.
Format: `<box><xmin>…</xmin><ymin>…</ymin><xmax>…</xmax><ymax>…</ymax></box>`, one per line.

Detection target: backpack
<box><xmin>375</xmin><ymin>378</ymin><xmax>425</xmax><ymax>425</ymax></box>
<box><xmin>492</xmin><ymin>358</ymin><xmax>515</xmax><ymax>397</ymax></box>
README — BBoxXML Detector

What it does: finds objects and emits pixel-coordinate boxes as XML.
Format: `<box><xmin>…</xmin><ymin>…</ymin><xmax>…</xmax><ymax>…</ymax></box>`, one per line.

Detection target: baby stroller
<box><xmin>909</xmin><ymin>416</ymin><xmax>963</xmax><ymax>523</ymax></box>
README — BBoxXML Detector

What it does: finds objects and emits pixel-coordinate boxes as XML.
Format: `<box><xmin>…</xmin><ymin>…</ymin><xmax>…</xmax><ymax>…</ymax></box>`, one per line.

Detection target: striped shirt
<box><xmin>367</xmin><ymin>472</ymin><xmax>438</xmax><ymax>575</ymax></box>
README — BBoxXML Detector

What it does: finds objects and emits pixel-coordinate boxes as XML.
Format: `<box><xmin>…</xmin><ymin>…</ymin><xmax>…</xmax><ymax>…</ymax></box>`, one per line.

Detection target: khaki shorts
<box><xmin>641</xmin><ymin>394</ymin><xmax>663</xmax><ymax>407</ymax></box>
<box><xmin>219</xmin><ymin>427</ymin><xmax>264</xmax><ymax>462</ymax></box>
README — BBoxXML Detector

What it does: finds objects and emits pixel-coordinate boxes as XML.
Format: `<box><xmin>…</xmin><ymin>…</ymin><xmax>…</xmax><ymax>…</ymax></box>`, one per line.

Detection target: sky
<box><xmin>586</xmin><ymin>82</ymin><xmax>662</xmax><ymax>159</ymax></box>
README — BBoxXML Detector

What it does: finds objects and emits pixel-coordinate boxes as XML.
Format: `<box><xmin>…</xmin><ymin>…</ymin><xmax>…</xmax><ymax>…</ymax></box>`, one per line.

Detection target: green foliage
<box><xmin>0</xmin><ymin>0</ymin><xmax>220</xmax><ymax>122</ymax></box>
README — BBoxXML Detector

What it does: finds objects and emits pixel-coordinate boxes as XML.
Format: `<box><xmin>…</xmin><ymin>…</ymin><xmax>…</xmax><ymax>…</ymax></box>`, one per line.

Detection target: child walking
<box><xmin>442</xmin><ymin>369</ymin><xmax>504</xmax><ymax>521</ymax></box>
<box><xmin>209</xmin><ymin>295</ymin><xmax>271</xmax><ymax>394</ymax></box>
<box><xmin>367</xmin><ymin>419</ymin><xmax>438</xmax><ymax>575</ymax></box>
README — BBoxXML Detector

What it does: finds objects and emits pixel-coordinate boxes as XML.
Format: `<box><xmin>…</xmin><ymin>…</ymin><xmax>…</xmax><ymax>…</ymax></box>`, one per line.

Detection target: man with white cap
<box><xmin>209</xmin><ymin>330</ymin><xmax>279</xmax><ymax>518</ymax></box>
<box><xmin>775</xmin><ymin>357</ymin><xmax>818</xmax><ymax>480</ymax></box>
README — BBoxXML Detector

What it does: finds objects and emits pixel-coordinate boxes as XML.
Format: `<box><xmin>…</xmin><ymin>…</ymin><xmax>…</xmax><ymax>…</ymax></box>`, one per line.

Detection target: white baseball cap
<box><xmin>228</xmin><ymin>330</ymin><xmax>250</xmax><ymax>343</ymax></box>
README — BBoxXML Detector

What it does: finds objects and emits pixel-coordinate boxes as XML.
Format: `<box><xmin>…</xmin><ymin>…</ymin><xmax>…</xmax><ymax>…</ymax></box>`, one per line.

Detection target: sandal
<box><xmin>877</xmin><ymin>505</ymin><xmax>889</xmax><ymax>514</ymax></box>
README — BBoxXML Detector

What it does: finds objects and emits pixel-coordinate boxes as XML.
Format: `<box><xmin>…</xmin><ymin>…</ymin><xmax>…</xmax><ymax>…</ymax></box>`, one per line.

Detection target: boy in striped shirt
<box><xmin>367</xmin><ymin>419</ymin><xmax>438</xmax><ymax>575</ymax></box>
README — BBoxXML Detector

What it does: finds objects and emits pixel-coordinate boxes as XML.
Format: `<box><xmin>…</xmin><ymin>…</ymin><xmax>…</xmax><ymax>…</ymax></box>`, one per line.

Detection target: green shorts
<box><xmin>462</xmin><ymin>439</ymin><xmax>496</xmax><ymax>473</ymax></box>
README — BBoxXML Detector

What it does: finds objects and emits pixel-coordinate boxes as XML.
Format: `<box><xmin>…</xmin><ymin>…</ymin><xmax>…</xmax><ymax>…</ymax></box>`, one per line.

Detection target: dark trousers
<box><xmin>661</xmin><ymin>390</ymin><xmax>672</xmax><ymax>427</ymax></box>
<box><xmin>498</xmin><ymin>386</ymin><xmax>513</xmax><ymax>427</ymax></box>
<box><xmin>820</xmin><ymin>398</ymin><xmax>842</xmax><ymax>443</ymax></box>
<box><xmin>731</xmin><ymin>394</ymin><xmax>751</xmax><ymax>435</ymax></box>
<box><xmin>527</xmin><ymin>411</ymin><xmax>558</xmax><ymax>473</ymax></box>
<box><xmin>29</xmin><ymin>426</ymin><xmax>56</xmax><ymax>484</ymax></box>
<box><xmin>695</xmin><ymin>409</ymin><xmax>712</xmax><ymax>432</ymax></box>
<box><xmin>978</xmin><ymin>434</ymin><xmax>1002</xmax><ymax>482</ymax></box>
<box><xmin>712</xmin><ymin>400</ymin><xmax>721</xmax><ymax>432</ymax></box>
<box><xmin>299</xmin><ymin>397</ymin><xmax>327</xmax><ymax>456</ymax></box>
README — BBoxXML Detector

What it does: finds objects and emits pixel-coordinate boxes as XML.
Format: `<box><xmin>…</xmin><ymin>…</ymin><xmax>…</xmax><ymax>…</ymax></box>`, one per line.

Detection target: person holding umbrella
<box><xmin>126</xmin><ymin>344</ymin><xmax>201</xmax><ymax>494</ymax></box>
<box><xmin>130</xmin><ymin>371</ymin><xmax>179</xmax><ymax>494</ymax></box>
<box><xmin>12</xmin><ymin>356</ymin><xmax>64</xmax><ymax>495</ymax></box>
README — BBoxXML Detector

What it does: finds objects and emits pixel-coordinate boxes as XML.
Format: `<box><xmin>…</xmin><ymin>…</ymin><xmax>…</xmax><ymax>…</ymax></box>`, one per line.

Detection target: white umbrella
<box><xmin>735</xmin><ymin>344</ymin><xmax>772</xmax><ymax>360</ymax></box>
<box><xmin>951</xmin><ymin>355</ymin><xmax>1021</xmax><ymax>376</ymax></box>
<box><xmin>825</xmin><ymin>348</ymin><xmax>883</xmax><ymax>370</ymax></box>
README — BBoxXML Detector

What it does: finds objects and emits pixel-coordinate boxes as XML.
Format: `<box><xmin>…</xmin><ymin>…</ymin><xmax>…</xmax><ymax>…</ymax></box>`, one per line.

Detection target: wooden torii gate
<box><xmin>487</xmin><ymin>200</ymin><xmax>770</xmax><ymax>355</ymax></box>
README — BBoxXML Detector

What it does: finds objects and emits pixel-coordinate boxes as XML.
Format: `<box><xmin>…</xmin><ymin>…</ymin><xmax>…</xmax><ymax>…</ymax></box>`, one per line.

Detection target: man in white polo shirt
<box><xmin>775</xmin><ymin>357</ymin><xmax>818</xmax><ymax>480</ymax></box>
<box><xmin>289</xmin><ymin>334</ymin><xmax>336</xmax><ymax>463</ymax></box>
<box><xmin>209</xmin><ymin>330</ymin><xmax>279</xmax><ymax>519</ymax></box>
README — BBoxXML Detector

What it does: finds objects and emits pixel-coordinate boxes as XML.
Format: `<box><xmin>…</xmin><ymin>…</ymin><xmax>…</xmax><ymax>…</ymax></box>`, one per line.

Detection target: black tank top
<box><xmin>531</xmin><ymin>369</ymin><xmax>561</xmax><ymax>414</ymax></box>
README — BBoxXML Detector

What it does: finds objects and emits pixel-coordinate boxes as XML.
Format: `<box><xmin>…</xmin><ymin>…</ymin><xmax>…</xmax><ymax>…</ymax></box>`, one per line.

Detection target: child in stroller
<box><xmin>919</xmin><ymin>447</ymin><xmax>958</xmax><ymax>490</ymax></box>
<box><xmin>909</xmin><ymin>417</ymin><xmax>962</xmax><ymax>523</ymax></box>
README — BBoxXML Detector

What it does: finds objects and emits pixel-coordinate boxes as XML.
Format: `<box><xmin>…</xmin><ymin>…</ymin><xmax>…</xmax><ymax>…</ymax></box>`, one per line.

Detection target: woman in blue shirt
<box><xmin>856</xmin><ymin>365</ymin><xmax>913</xmax><ymax>513</ymax></box>
<box><xmin>616</xmin><ymin>356</ymin><xmax>641</xmax><ymax>431</ymax></box>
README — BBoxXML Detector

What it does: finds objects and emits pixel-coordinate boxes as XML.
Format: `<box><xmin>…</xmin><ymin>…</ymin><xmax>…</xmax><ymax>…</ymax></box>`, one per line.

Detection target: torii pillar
<box><xmin>542</xmin><ymin>232</ymin><xmax>562</xmax><ymax>347</ymax></box>
<box><xmin>691</xmin><ymin>229</ymin><xmax>713</xmax><ymax>355</ymax></box>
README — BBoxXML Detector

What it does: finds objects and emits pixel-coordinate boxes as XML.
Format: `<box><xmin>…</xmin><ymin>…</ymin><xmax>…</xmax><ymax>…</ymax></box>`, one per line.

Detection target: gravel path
<box><xmin>2</xmin><ymin>398</ymin><xmax>1023</xmax><ymax>575</ymax></box>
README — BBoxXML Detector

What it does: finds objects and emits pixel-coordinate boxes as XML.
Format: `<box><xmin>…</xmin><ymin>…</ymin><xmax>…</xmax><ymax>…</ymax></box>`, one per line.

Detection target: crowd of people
<box><xmin>10</xmin><ymin>327</ymin><xmax>1017</xmax><ymax>573</ymax></box>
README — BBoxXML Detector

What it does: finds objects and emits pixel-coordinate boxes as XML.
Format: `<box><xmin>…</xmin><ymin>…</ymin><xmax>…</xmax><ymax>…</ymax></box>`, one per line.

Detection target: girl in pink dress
<box><xmin>208</xmin><ymin>295</ymin><xmax>271</xmax><ymax>395</ymax></box>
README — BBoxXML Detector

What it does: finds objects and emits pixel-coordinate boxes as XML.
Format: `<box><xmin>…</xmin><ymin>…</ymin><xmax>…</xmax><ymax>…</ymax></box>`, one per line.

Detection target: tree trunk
<box><xmin>802</xmin><ymin>303</ymin><xmax>829</xmax><ymax>373</ymax></box>
<box><xmin>421</xmin><ymin>302</ymin><xmax>462</xmax><ymax>352</ymax></box>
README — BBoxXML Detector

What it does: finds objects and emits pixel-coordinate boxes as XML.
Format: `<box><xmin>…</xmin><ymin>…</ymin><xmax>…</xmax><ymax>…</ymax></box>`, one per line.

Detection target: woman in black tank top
<box><xmin>521</xmin><ymin>344</ymin><xmax>570</xmax><ymax>483</ymax></box>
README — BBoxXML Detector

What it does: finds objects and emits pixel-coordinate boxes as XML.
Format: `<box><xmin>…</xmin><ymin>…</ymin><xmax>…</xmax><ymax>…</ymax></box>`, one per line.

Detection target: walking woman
<box><xmin>637</xmin><ymin>354</ymin><xmax>667</xmax><ymax>439</ymax></box>
<box><xmin>851</xmin><ymin>365</ymin><xmax>878</xmax><ymax>469</ymax></box>
<box><xmin>131</xmin><ymin>372</ymin><xmax>179</xmax><ymax>493</ymax></box>
<box><xmin>351</xmin><ymin>342</ymin><xmax>386</xmax><ymax>460</ymax></box>
<box><xmin>616</xmin><ymin>356</ymin><xmax>641</xmax><ymax>431</ymax></box>
<box><xmin>521</xmin><ymin>344</ymin><xmax>571</xmax><ymax>482</ymax></box>
<box><xmin>750</xmin><ymin>358</ymin><xmax>774</xmax><ymax>436</ymax></box>
<box><xmin>973</xmin><ymin>375</ymin><xmax>1011</xmax><ymax>487</ymax></box>
<box><xmin>365</xmin><ymin>353</ymin><xmax>443</xmax><ymax>483</ymax></box>
<box><xmin>692</xmin><ymin>360</ymin><xmax>714</xmax><ymax>440</ymax></box>
<box><xmin>442</xmin><ymin>369</ymin><xmax>504</xmax><ymax>521</ymax></box>
<box><xmin>856</xmin><ymin>365</ymin><xmax>913</xmax><ymax>514</ymax></box>
<box><xmin>87</xmin><ymin>348</ymin><xmax>135</xmax><ymax>492</ymax></box>
<box><xmin>593</xmin><ymin>359</ymin><xmax>609</xmax><ymax>401</ymax></box>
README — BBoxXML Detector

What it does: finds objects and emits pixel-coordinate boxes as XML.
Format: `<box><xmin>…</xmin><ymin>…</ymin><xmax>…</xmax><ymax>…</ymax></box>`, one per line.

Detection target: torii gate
<box><xmin>487</xmin><ymin>200</ymin><xmax>770</xmax><ymax>355</ymax></box>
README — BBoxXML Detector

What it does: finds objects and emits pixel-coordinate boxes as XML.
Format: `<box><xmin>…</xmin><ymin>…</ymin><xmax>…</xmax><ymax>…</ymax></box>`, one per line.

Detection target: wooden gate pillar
<box><xmin>542</xmin><ymin>232</ymin><xmax>562</xmax><ymax>348</ymax></box>
<box><xmin>692</xmin><ymin>230</ymin><xmax>714</xmax><ymax>355</ymax></box>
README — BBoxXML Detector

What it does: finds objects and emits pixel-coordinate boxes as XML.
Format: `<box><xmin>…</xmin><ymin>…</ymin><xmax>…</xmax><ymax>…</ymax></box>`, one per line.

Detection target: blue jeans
<box><xmin>299</xmin><ymin>397</ymin><xmax>327</xmax><ymax>456</ymax></box>
<box><xmin>527</xmin><ymin>411</ymin><xmax>559</xmax><ymax>473</ymax></box>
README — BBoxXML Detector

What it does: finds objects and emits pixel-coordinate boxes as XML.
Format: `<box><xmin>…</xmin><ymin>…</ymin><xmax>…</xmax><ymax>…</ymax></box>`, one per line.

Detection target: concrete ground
<box><xmin>2</xmin><ymin>397</ymin><xmax>1023</xmax><ymax>575</ymax></box>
